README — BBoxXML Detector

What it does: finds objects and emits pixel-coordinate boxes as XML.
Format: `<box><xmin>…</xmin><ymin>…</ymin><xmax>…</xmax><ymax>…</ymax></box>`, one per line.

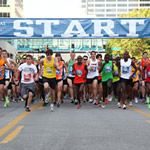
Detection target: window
<box><xmin>95</xmin><ymin>4</ymin><xmax>105</xmax><ymax>7</ymax></box>
<box><xmin>118</xmin><ymin>4</ymin><xmax>127</xmax><ymax>7</ymax></box>
<box><xmin>106</xmin><ymin>4</ymin><xmax>116</xmax><ymax>7</ymax></box>
<box><xmin>129</xmin><ymin>4</ymin><xmax>138</xmax><ymax>6</ymax></box>
<box><xmin>140</xmin><ymin>3</ymin><xmax>150</xmax><ymax>6</ymax></box>
<box><xmin>88</xmin><ymin>4</ymin><xmax>94</xmax><ymax>7</ymax></box>
<box><xmin>95</xmin><ymin>9</ymin><xmax>105</xmax><ymax>12</ymax></box>
<box><xmin>106</xmin><ymin>9</ymin><xmax>116</xmax><ymax>12</ymax></box>
<box><xmin>0</xmin><ymin>12</ymin><xmax>10</xmax><ymax>17</ymax></box>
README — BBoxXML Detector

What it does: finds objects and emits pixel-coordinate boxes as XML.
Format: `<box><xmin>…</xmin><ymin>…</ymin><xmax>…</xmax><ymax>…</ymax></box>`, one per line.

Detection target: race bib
<box><xmin>56</xmin><ymin>69</ymin><xmax>61</xmax><ymax>75</ymax></box>
<box><xmin>46</xmin><ymin>67</ymin><xmax>52</xmax><ymax>74</ymax></box>
<box><xmin>89</xmin><ymin>66</ymin><xmax>96</xmax><ymax>72</ymax></box>
<box><xmin>114</xmin><ymin>71</ymin><xmax>119</xmax><ymax>76</ymax></box>
<box><xmin>105</xmin><ymin>66</ymin><xmax>112</xmax><ymax>73</ymax></box>
<box><xmin>24</xmin><ymin>73</ymin><xmax>31</xmax><ymax>81</ymax></box>
<box><xmin>122</xmin><ymin>66</ymin><xmax>129</xmax><ymax>74</ymax></box>
<box><xmin>147</xmin><ymin>71</ymin><xmax>150</xmax><ymax>77</ymax></box>
<box><xmin>76</xmin><ymin>70</ymin><xmax>82</xmax><ymax>77</ymax></box>
<box><xmin>69</xmin><ymin>66</ymin><xmax>73</xmax><ymax>74</ymax></box>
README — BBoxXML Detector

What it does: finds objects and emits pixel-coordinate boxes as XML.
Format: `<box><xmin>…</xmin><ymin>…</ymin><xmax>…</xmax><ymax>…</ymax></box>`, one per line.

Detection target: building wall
<box><xmin>0</xmin><ymin>0</ymin><xmax>23</xmax><ymax>17</ymax></box>
<box><xmin>81</xmin><ymin>0</ymin><xmax>150</xmax><ymax>18</ymax></box>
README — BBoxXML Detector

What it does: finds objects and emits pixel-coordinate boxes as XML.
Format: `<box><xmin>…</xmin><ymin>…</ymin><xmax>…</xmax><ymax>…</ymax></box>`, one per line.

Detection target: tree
<box><xmin>107</xmin><ymin>9</ymin><xmax>150</xmax><ymax>58</ymax></box>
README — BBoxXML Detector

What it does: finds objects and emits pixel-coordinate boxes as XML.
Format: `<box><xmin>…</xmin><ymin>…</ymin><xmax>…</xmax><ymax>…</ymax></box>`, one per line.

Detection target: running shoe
<box><xmin>4</xmin><ymin>96</ymin><xmax>10</xmax><ymax>108</ymax></box>
<box><xmin>25</xmin><ymin>106</ymin><xmax>31</xmax><ymax>112</ymax></box>
<box><xmin>134</xmin><ymin>97</ymin><xmax>138</xmax><ymax>104</ymax></box>
<box><xmin>50</xmin><ymin>103</ymin><xmax>54</xmax><ymax>112</ymax></box>
<box><xmin>129</xmin><ymin>101</ymin><xmax>133</xmax><ymax>107</ymax></box>
<box><xmin>77</xmin><ymin>104</ymin><xmax>81</xmax><ymax>109</ymax></box>
<box><xmin>89</xmin><ymin>99</ymin><xmax>93</xmax><ymax>103</ymax></box>
<box><xmin>117</xmin><ymin>102</ymin><xmax>121</xmax><ymax>108</ymax></box>
<box><xmin>101</xmin><ymin>104</ymin><xmax>106</xmax><ymax>109</ymax></box>
<box><xmin>74</xmin><ymin>99</ymin><xmax>78</xmax><ymax>105</ymax></box>
<box><xmin>122</xmin><ymin>104</ymin><xmax>127</xmax><ymax>109</ymax></box>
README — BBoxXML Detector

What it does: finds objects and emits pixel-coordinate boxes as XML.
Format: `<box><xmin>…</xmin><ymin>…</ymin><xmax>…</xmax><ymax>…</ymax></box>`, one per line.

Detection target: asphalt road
<box><xmin>0</xmin><ymin>99</ymin><xmax>150</xmax><ymax>150</ymax></box>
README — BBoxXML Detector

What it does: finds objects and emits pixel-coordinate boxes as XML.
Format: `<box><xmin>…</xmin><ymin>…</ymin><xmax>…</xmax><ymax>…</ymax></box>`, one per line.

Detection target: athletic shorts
<box><xmin>42</xmin><ymin>77</ymin><xmax>56</xmax><ymax>90</ymax></box>
<box><xmin>0</xmin><ymin>79</ymin><xmax>5</xmax><ymax>85</ymax></box>
<box><xmin>20</xmin><ymin>83</ymin><xmax>36</xmax><ymax>97</ymax></box>
<box><xmin>63</xmin><ymin>79</ymin><xmax>68</xmax><ymax>85</ymax></box>
<box><xmin>87</xmin><ymin>76</ymin><xmax>98</xmax><ymax>84</ymax></box>
<box><xmin>56</xmin><ymin>79</ymin><xmax>63</xmax><ymax>84</ymax></box>
<box><xmin>67</xmin><ymin>77</ymin><xmax>74</xmax><ymax>83</ymax></box>
<box><xmin>120</xmin><ymin>78</ymin><xmax>132</xmax><ymax>86</ymax></box>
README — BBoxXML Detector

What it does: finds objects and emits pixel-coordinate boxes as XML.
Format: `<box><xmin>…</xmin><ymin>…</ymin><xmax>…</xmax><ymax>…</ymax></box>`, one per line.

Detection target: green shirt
<box><xmin>113</xmin><ymin>64</ymin><xmax>120</xmax><ymax>83</ymax></box>
<box><xmin>102</xmin><ymin>61</ymin><xmax>113</xmax><ymax>82</ymax></box>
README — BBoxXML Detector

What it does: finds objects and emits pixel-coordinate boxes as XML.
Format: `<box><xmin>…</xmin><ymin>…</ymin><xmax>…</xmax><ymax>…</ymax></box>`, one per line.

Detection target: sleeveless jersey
<box><xmin>0</xmin><ymin>58</ymin><xmax>5</xmax><ymax>80</ymax></box>
<box><xmin>87</xmin><ymin>59</ymin><xmax>99</xmax><ymax>79</ymax></box>
<box><xmin>73</xmin><ymin>63</ymin><xmax>86</xmax><ymax>84</ymax></box>
<box><xmin>43</xmin><ymin>57</ymin><xmax>56</xmax><ymax>78</ymax></box>
<box><xmin>56</xmin><ymin>61</ymin><xmax>64</xmax><ymax>80</ymax></box>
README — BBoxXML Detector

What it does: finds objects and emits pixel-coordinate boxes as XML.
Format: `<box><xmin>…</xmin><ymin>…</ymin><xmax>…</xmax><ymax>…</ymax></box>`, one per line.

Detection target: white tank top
<box><xmin>87</xmin><ymin>59</ymin><xmax>99</xmax><ymax>79</ymax></box>
<box><xmin>120</xmin><ymin>58</ymin><xmax>132</xmax><ymax>79</ymax></box>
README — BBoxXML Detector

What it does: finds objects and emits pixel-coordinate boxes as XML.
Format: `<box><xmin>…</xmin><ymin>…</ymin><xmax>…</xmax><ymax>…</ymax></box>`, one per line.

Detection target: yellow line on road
<box><xmin>130</xmin><ymin>107</ymin><xmax>150</xmax><ymax>118</ymax></box>
<box><xmin>0</xmin><ymin>126</ymin><xmax>24</xmax><ymax>144</ymax></box>
<box><xmin>0</xmin><ymin>102</ymin><xmax>42</xmax><ymax>138</ymax></box>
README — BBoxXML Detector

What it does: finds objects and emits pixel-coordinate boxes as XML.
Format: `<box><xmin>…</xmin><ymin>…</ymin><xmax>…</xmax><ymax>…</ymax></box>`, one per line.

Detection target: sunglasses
<box><xmin>84</xmin><ymin>59</ymin><xmax>88</xmax><ymax>60</ymax></box>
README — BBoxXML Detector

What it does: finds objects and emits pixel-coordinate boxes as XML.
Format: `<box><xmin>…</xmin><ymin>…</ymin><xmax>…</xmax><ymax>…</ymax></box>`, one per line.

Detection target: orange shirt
<box><xmin>56</xmin><ymin>61</ymin><xmax>64</xmax><ymax>80</ymax></box>
<box><xmin>0</xmin><ymin>57</ymin><xmax>5</xmax><ymax>80</ymax></box>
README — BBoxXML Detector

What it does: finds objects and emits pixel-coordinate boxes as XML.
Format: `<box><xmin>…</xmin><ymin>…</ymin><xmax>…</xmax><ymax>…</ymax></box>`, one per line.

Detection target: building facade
<box><xmin>81</xmin><ymin>0</ymin><xmax>150</xmax><ymax>18</ymax></box>
<box><xmin>0</xmin><ymin>0</ymin><xmax>23</xmax><ymax>17</ymax></box>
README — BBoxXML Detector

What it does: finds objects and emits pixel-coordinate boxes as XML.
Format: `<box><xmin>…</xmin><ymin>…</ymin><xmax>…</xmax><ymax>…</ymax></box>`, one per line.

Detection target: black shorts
<box><xmin>0</xmin><ymin>79</ymin><xmax>5</xmax><ymax>85</ymax></box>
<box><xmin>120</xmin><ymin>78</ymin><xmax>132</xmax><ymax>86</ymax></box>
<box><xmin>56</xmin><ymin>79</ymin><xmax>63</xmax><ymax>84</ymax></box>
<box><xmin>42</xmin><ymin>77</ymin><xmax>56</xmax><ymax>90</ymax></box>
<box><xmin>67</xmin><ymin>77</ymin><xmax>74</xmax><ymax>83</ymax></box>
<box><xmin>87</xmin><ymin>76</ymin><xmax>98</xmax><ymax>84</ymax></box>
<box><xmin>63</xmin><ymin>79</ymin><xmax>68</xmax><ymax>85</ymax></box>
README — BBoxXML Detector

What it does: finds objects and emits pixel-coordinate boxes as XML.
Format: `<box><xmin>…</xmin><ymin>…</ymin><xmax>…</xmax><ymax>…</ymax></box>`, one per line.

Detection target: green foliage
<box><xmin>107</xmin><ymin>9</ymin><xmax>150</xmax><ymax>59</ymax></box>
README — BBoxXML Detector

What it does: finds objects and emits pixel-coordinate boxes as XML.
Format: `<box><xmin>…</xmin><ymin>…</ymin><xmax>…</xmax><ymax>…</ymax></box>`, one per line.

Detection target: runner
<box><xmin>55</xmin><ymin>52</ymin><xmax>67</xmax><ymax>107</ymax></box>
<box><xmin>120</xmin><ymin>52</ymin><xmax>137</xmax><ymax>109</ymax></box>
<box><xmin>87</xmin><ymin>51</ymin><xmax>99</xmax><ymax>105</ymax></box>
<box><xmin>73</xmin><ymin>56</ymin><xmax>87</xmax><ymax>109</ymax></box>
<box><xmin>101</xmin><ymin>54</ymin><xmax>113</xmax><ymax>108</ymax></box>
<box><xmin>40</xmin><ymin>49</ymin><xmax>59</xmax><ymax>111</ymax></box>
<box><xmin>17</xmin><ymin>55</ymin><xmax>38</xmax><ymax>112</ymax></box>
<box><xmin>67</xmin><ymin>51</ymin><xmax>76</xmax><ymax>103</ymax></box>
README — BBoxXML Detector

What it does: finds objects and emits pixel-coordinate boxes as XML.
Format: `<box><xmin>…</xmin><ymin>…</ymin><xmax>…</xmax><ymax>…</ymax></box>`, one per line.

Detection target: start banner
<box><xmin>0</xmin><ymin>18</ymin><xmax>150</xmax><ymax>38</ymax></box>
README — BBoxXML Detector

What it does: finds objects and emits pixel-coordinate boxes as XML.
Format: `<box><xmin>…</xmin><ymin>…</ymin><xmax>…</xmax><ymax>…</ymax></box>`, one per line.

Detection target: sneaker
<box><xmin>104</xmin><ymin>99</ymin><xmax>109</xmax><ymax>105</ymax></box>
<box><xmin>50</xmin><ymin>103</ymin><xmax>54</xmax><ymax>112</ymax></box>
<box><xmin>93</xmin><ymin>100</ymin><xmax>97</xmax><ymax>105</ymax></box>
<box><xmin>25</xmin><ymin>107</ymin><xmax>31</xmax><ymax>112</ymax></box>
<box><xmin>129</xmin><ymin>101</ymin><xmax>133</xmax><ymax>107</ymax></box>
<box><xmin>57</xmin><ymin>103</ymin><xmax>60</xmax><ymax>108</ymax></box>
<box><xmin>70</xmin><ymin>98</ymin><xmax>74</xmax><ymax>104</ymax></box>
<box><xmin>4</xmin><ymin>96</ymin><xmax>10</xmax><ymax>108</ymax></box>
<box><xmin>134</xmin><ymin>98</ymin><xmax>138</xmax><ymax>104</ymax></box>
<box><xmin>101</xmin><ymin>104</ymin><xmax>106</xmax><ymax>109</ymax></box>
<box><xmin>107</xmin><ymin>95</ymin><xmax>113</xmax><ymax>102</ymax></box>
<box><xmin>117</xmin><ymin>102</ymin><xmax>121</xmax><ymax>108</ymax></box>
<box><xmin>77</xmin><ymin>104</ymin><xmax>81</xmax><ymax>109</ymax></box>
<box><xmin>122</xmin><ymin>104</ymin><xmax>127</xmax><ymax>109</ymax></box>
<box><xmin>74</xmin><ymin>99</ymin><xmax>78</xmax><ymax>105</ymax></box>
<box><xmin>146</xmin><ymin>96</ymin><xmax>150</xmax><ymax>104</ymax></box>
<box><xmin>45</xmin><ymin>93</ymin><xmax>50</xmax><ymax>103</ymax></box>
<box><xmin>89</xmin><ymin>99</ymin><xmax>93</xmax><ymax>103</ymax></box>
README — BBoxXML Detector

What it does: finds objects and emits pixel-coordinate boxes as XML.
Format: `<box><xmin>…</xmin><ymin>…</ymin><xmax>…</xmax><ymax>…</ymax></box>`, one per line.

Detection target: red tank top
<box><xmin>73</xmin><ymin>63</ymin><xmax>86</xmax><ymax>84</ymax></box>
<box><xmin>145</xmin><ymin>65</ymin><xmax>150</xmax><ymax>82</ymax></box>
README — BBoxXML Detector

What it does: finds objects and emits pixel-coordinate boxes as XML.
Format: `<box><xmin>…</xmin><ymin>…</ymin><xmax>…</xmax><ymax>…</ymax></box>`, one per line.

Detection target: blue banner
<box><xmin>0</xmin><ymin>18</ymin><xmax>150</xmax><ymax>38</ymax></box>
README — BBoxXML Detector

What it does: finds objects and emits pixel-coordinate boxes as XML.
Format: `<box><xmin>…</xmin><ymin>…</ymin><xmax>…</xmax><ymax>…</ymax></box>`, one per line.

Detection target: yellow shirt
<box><xmin>43</xmin><ymin>57</ymin><xmax>56</xmax><ymax>78</ymax></box>
<box><xmin>132</xmin><ymin>64</ymin><xmax>140</xmax><ymax>82</ymax></box>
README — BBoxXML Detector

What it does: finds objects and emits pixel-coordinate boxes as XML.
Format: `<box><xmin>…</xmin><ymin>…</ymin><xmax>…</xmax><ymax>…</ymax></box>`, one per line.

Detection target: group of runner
<box><xmin>0</xmin><ymin>47</ymin><xmax>150</xmax><ymax>112</ymax></box>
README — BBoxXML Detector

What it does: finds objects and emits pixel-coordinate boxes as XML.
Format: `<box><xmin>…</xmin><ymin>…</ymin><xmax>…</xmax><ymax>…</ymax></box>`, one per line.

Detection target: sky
<box><xmin>24</xmin><ymin>0</ymin><xmax>84</xmax><ymax>18</ymax></box>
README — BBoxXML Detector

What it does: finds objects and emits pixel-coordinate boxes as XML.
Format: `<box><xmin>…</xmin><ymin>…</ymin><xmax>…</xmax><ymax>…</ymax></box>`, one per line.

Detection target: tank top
<box><xmin>56</xmin><ymin>61</ymin><xmax>64</xmax><ymax>80</ymax></box>
<box><xmin>0</xmin><ymin>57</ymin><xmax>5</xmax><ymax>80</ymax></box>
<box><xmin>68</xmin><ymin>59</ymin><xmax>75</xmax><ymax>77</ymax></box>
<box><xmin>43</xmin><ymin>57</ymin><xmax>56</xmax><ymax>78</ymax></box>
<box><xmin>73</xmin><ymin>63</ymin><xmax>86</xmax><ymax>84</ymax></box>
<box><xmin>145</xmin><ymin>65</ymin><xmax>150</xmax><ymax>82</ymax></box>
<box><xmin>120</xmin><ymin>59</ymin><xmax>132</xmax><ymax>80</ymax></box>
<box><xmin>132</xmin><ymin>63</ymin><xmax>140</xmax><ymax>82</ymax></box>
<box><xmin>87</xmin><ymin>59</ymin><xmax>99</xmax><ymax>79</ymax></box>
<box><xmin>113</xmin><ymin>63</ymin><xmax>120</xmax><ymax>83</ymax></box>
<box><xmin>102</xmin><ymin>61</ymin><xmax>113</xmax><ymax>82</ymax></box>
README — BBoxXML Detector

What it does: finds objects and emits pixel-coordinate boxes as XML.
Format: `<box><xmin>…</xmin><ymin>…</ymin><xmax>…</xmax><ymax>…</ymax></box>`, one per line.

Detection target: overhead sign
<box><xmin>0</xmin><ymin>18</ymin><xmax>150</xmax><ymax>38</ymax></box>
